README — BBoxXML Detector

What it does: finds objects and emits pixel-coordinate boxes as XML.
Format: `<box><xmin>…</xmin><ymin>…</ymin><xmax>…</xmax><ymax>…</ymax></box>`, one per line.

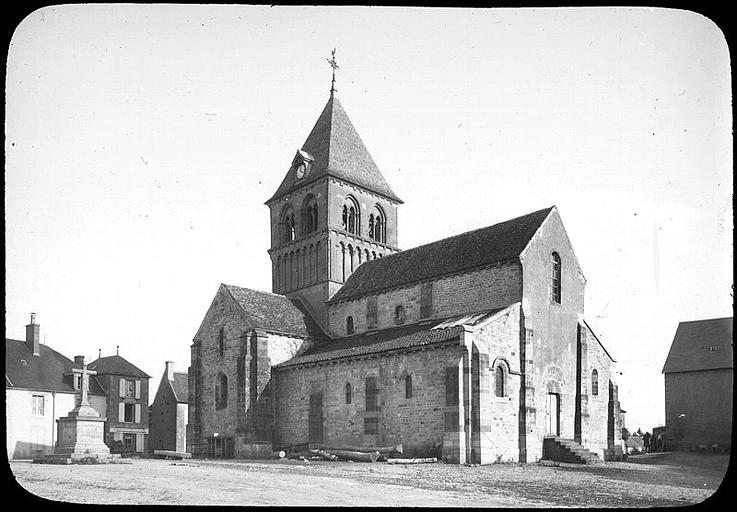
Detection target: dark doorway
<box><xmin>206</xmin><ymin>437</ymin><xmax>233</xmax><ymax>458</ymax></box>
<box><xmin>308</xmin><ymin>393</ymin><xmax>323</xmax><ymax>443</ymax></box>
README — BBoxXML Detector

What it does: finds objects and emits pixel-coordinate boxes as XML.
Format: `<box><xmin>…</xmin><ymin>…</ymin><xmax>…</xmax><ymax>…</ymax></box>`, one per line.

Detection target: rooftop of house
<box><xmin>5</xmin><ymin>338</ymin><xmax>105</xmax><ymax>395</ymax></box>
<box><xmin>88</xmin><ymin>354</ymin><xmax>151</xmax><ymax>379</ymax></box>
<box><xmin>662</xmin><ymin>317</ymin><xmax>733</xmax><ymax>374</ymax></box>
<box><xmin>330</xmin><ymin>206</ymin><xmax>555</xmax><ymax>303</ymax></box>
<box><xmin>171</xmin><ymin>372</ymin><xmax>189</xmax><ymax>403</ymax></box>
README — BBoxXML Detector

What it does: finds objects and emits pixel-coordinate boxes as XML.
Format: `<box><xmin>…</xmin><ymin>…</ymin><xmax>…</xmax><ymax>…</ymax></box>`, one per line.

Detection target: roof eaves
<box><xmin>582</xmin><ymin>319</ymin><xmax>616</xmax><ymax>363</ymax></box>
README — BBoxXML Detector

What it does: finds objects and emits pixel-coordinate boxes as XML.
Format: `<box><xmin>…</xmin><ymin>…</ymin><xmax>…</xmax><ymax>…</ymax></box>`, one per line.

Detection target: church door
<box><xmin>308</xmin><ymin>393</ymin><xmax>323</xmax><ymax>443</ymax></box>
<box><xmin>546</xmin><ymin>393</ymin><xmax>560</xmax><ymax>436</ymax></box>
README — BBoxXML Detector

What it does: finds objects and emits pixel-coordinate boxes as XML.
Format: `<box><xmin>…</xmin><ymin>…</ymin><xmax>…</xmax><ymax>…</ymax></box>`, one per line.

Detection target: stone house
<box><xmin>149</xmin><ymin>361</ymin><xmax>189</xmax><ymax>453</ymax></box>
<box><xmin>662</xmin><ymin>317</ymin><xmax>733</xmax><ymax>451</ymax></box>
<box><xmin>187</xmin><ymin>91</ymin><xmax>622</xmax><ymax>463</ymax></box>
<box><xmin>87</xmin><ymin>352</ymin><xmax>151</xmax><ymax>454</ymax></box>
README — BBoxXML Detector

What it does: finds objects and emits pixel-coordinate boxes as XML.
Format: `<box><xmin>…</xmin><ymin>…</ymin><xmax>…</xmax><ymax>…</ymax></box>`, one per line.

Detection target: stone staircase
<box><xmin>542</xmin><ymin>436</ymin><xmax>602</xmax><ymax>464</ymax></box>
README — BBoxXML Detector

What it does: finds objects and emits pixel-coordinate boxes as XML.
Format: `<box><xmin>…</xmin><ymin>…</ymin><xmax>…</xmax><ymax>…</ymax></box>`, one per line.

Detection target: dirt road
<box><xmin>10</xmin><ymin>452</ymin><xmax>729</xmax><ymax>507</ymax></box>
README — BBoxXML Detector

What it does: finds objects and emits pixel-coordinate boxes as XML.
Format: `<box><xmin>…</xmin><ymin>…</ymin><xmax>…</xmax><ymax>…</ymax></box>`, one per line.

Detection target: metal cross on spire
<box><xmin>327</xmin><ymin>48</ymin><xmax>339</xmax><ymax>97</ymax></box>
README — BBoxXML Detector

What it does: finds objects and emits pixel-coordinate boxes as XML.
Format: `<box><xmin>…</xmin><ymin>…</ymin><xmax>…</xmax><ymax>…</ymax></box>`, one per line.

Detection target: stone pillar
<box><xmin>249</xmin><ymin>330</ymin><xmax>272</xmax><ymax>442</ymax></box>
<box><xmin>519</xmin><ymin>318</ymin><xmax>538</xmax><ymax>463</ymax></box>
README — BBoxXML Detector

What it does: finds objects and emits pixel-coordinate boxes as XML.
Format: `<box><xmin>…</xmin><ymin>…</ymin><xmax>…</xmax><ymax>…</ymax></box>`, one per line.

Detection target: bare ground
<box><xmin>9</xmin><ymin>451</ymin><xmax>731</xmax><ymax>507</ymax></box>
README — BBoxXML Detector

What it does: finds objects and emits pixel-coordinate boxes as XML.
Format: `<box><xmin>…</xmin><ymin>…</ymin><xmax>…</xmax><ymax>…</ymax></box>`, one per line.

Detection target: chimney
<box><xmin>165</xmin><ymin>361</ymin><xmax>175</xmax><ymax>381</ymax></box>
<box><xmin>98</xmin><ymin>348</ymin><xmax>102</xmax><ymax>359</ymax></box>
<box><xmin>74</xmin><ymin>355</ymin><xmax>85</xmax><ymax>366</ymax></box>
<box><xmin>116</xmin><ymin>345</ymin><xmax>119</xmax><ymax>356</ymax></box>
<box><xmin>25</xmin><ymin>312</ymin><xmax>40</xmax><ymax>356</ymax></box>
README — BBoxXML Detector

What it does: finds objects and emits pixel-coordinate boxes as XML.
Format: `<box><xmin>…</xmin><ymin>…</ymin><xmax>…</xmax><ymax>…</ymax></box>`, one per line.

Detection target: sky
<box><xmin>5</xmin><ymin>5</ymin><xmax>732</xmax><ymax>433</ymax></box>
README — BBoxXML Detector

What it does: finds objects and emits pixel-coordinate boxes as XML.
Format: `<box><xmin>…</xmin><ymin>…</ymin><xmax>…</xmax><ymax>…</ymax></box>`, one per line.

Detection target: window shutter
<box><xmin>119</xmin><ymin>379</ymin><xmax>126</xmax><ymax>398</ymax></box>
<box><xmin>134</xmin><ymin>404</ymin><xmax>141</xmax><ymax>423</ymax></box>
<box><xmin>135</xmin><ymin>434</ymin><xmax>144</xmax><ymax>452</ymax></box>
<box><xmin>118</xmin><ymin>402</ymin><xmax>125</xmax><ymax>421</ymax></box>
<box><xmin>135</xmin><ymin>380</ymin><xmax>141</xmax><ymax>399</ymax></box>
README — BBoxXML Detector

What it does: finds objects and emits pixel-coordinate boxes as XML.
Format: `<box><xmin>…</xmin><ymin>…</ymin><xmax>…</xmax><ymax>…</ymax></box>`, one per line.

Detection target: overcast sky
<box><xmin>5</xmin><ymin>5</ymin><xmax>732</xmax><ymax>433</ymax></box>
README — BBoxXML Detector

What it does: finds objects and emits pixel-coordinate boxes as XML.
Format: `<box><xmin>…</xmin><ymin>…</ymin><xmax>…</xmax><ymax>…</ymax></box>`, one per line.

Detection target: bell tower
<box><xmin>265</xmin><ymin>54</ymin><xmax>402</xmax><ymax>331</ymax></box>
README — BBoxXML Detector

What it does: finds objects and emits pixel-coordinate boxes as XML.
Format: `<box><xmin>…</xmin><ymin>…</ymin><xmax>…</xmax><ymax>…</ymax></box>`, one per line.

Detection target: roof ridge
<box><xmin>223</xmin><ymin>283</ymin><xmax>289</xmax><ymax>299</ymax></box>
<box><xmin>678</xmin><ymin>316</ymin><xmax>733</xmax><ymax>324</ymax></box>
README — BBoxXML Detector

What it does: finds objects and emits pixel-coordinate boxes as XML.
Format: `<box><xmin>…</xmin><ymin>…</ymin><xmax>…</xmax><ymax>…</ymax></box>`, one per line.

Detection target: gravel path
<box><xmin>10</xmin><ymin>452</ymin><xmax>729</xmax><ymax>507</ymax></box>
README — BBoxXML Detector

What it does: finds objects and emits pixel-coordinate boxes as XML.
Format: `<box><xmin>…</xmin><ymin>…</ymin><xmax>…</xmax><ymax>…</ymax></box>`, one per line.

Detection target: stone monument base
<box><xmin>34</xmin><ymin>403</ymin><xmax>116</xmax><ymax>464</ymax></box>
<box><xmin>33</xmin><ymin>452</ymin><xmax>122</xmax><ymax>464</ymax></box>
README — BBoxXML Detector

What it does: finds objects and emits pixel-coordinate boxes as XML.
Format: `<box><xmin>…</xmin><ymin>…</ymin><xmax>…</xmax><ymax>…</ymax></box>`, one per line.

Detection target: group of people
<box><xmin>642</xmin><ymin>431</ymin><xmax>665</xmax><ymax>453</ymax></box>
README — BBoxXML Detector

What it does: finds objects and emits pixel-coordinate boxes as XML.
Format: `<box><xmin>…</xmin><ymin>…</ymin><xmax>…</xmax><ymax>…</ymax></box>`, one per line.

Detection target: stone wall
<box><xmin>582</xmin><ymin>325</ymin><xmax>615</xmax><ymax>458</ymax></box>
<box><xmin>665</xmin><ymin>369</ymin><xmax>733</xmax><ymax>450</ymax></box>
<box><xmin>519</xmin><ymin>208</ymin><xmax>586</xmax><ymax>462</ymax></box>
<box><xmin>273</xmin><ymin>343</ymin><xmax>462</xmax><ymax>458</ymax></box>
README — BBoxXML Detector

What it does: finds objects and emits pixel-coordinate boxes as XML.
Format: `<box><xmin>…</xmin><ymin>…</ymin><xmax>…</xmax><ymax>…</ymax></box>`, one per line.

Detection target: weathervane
<box><xmin>327</xmin><ymin>48</ymin><xmax>339</xmax><ymax>97</ymax></box>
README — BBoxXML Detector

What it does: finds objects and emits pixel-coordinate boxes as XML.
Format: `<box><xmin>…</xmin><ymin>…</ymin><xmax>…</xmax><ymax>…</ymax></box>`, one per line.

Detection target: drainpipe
<box><xmin>51</xmin><ymin>391</ymin><xmax>56</xmax><ymax>448</ymax></box>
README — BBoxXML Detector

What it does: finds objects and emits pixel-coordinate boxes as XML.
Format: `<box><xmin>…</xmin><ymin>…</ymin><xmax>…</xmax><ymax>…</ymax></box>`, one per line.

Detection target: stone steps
<box><xmin>542</xmin><ymin>436</ymin><xmax>602</xmax><ymax>464</ymax></box>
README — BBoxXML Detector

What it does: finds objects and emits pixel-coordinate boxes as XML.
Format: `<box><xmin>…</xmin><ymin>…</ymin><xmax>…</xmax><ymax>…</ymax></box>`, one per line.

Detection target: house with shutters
<box><xmin>187</xmin><ymin>86</ymin><xmax>623</xmax><ymax>463</ymax></box>
<box><xmin>87</xmin><ymin>351</ymin><xmax>151</xmax><ymax>454</ymax></box>
<box><xmin>5</xmin><ymin>316</ymin><xmax>107</xmax><ymax>459</ymax></box>
<box><xmin>662</xmin><ymin>317</ymin><xmax>733</xmax><ymax>451</ymax></box>
<box><xmin>149</xmin><ymin>361</ymin><xmax>189</xmax><ymax>454</ymax></box>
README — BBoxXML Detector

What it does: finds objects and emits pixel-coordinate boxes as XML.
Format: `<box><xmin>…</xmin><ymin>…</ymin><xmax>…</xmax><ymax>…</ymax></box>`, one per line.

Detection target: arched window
<box><xmin>301</xmin><ymin>195</ymin><xmax>318</xmax><ymax>235</ymax></box>
<box><xmin>369</xmin><ymin>205</ymin><xmax>386</xmax><ymax>243</ymax></box>
<box><xmin>215</xmin><ymin>372</ymin><xmax>228</xmax><ymax>410</ymax></box>
<box><xmin>218</xmin><ymin>327</ymin><xmax>225</xmax><ymax>357</ymax></box>
<box><xmin>551</xmin><ymin>252</ymin><xmax>561</xmax><ymax>304</ymax></box>
<box><xmin>405</xmin><ymin>375</ymin><xmax>413</xmax><ymax>399</ymax></box>
<box><xmin>495</xmin><ymin>364</ymin><xmax>506</xmax><ymax>397</ymax></box>
<box><xmin>346</xmin><ymin>316</ymin><xmax>354</xmax><ymax>335</ymax></box>
<box><xmin>394</xmin><ymin>305</ymin><xmax>406</xmax><ymax>324</ymax></box>
<box><xmin>345</xmin><ymin>383</ymin><xmax>352</xmax><ymax>404</ymax></box>
<box><xmin>280</xmin><ymin>205</ymin><xmax>295</xmax><ymax>245</ymax></box>
<box><xmin>591</xmin><ymin>369</ymin><xmax>599</xmax><ymax>396</ymax></box>
<box><xmin>341</xmin><ymin>196</ymin><xmax>360</xmax><ymax>235</ymax></box>
<box><xmin>348</xmin><ymin>244</ymin><xmax>355</xmax><ymax>273</ymax></box>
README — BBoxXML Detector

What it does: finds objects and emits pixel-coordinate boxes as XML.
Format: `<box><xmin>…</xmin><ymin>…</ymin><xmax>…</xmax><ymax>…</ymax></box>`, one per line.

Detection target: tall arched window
<box><xmin>495</xmin><ymin>364</ymin><xmax>506</xmax><ymax>397</ymax></box>
<box><xmin>215</xmin><ymin>372</ymin><xmax>228</xmax><ymax>410</ymax></box>
<box><xmin>346</xmin><ymin>316</ymin><xmax>354</xmax><ymax>335</ymax></box>
<box><xmin>340</xmin><ymin>242</ymin><xmax>346</xmax><ymax>282</ymax></box>
<box><xmin>369</xmin><ymin>205</ymin><xmax>386</xmax><ymax>243</ymax></box>
<box><xmin>551</xmin><ymin>252</ymin><xmax>561</xmax><ymax>304</ymax></box>
<box><xmin>591</xmin><ymin>369</ymin><xmax>599</xmax><ymax>396</ymax></box>
<box><xmin>405</xmin><ymin>375</ymin><xmax>413</xmax><ymax>399</ymax></box>
<box><xmin>280</xmin><ymin>205</ymin><xmax>296</xmax><ymax>245</ymax></box>
<box><xmin>301</xmin><ymin>195</ymin><xmax>318</xmax><ymax>235</ymax></box>
<box><xmin>341</xmin><ymin>196</ymin><xmax>360</xmax><ymax>235</ymax></box>
<box><xmin>345</xmin><ymin>383</ymin><xmax>352</xmax><ymax>404</ymax></box>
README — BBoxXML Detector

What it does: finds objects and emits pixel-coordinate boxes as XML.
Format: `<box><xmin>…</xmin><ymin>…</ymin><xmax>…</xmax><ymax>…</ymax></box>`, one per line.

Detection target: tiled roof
<box><xmin>275</xmin><ymin>320</ymin><xmax>465</xmax><ymax>368</ymax></box>
<box><xmin>88</xmin><ymin>354</ymin><xmax>151</xmax><ymax>379</ymax></box>
<box><xmin>171</xmin><ymin>372</ymin><xmax>189</xmax><ymax>403</ymax></box>
<box><xmin>266</xmin><ymin>96</ymin><xmax>402</xmax><ymax>204</ymax></box>
<box><xmin>224</xmin><ymin>284</ymin><xmax>326</xmax><ymax>339</ymax></box>
<box><xmin>662</xmin><ymin>317</ymin><xmax>733</xmax><ymax>374</ymax></box>
<box><xmin>5</xmin><ymin>339</ymin><xmax>105</xmax><ymax>395</ymax></box>
<box><xmin>330</xmin><ymin>207</ymin><xmax>554</xmax><ymax>303</ymax></box>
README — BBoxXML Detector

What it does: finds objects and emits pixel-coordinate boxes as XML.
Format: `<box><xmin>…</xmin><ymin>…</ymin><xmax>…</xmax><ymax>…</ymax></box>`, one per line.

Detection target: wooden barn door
<box><xmin>308</xmin><ymin>393</ymin><xmax>323</xmax><ymax>443</ymax></box>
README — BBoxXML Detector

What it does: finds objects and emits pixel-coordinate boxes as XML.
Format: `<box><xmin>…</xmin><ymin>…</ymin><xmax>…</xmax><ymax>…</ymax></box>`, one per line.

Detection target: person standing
<box><xmin>643</xmin><ymin>431</ymin><xmax>651</xmax><ymax>453</ymax></box>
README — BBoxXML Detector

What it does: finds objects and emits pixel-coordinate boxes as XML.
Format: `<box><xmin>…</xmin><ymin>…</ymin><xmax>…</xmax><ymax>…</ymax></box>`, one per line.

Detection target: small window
<box><xmin>124</xmin><ymin>403</ymin><xmax>135</xmax><ymax>422</ymax></box>
<box><xmin>125</xmin><ymin>379</ymin><xmax>136</xmax><ymax>398</ymax></box>
<box><xmin>32</xmin><ymin>395</ymin><xmax>45</xmax><ymax>416</ymax></box>
<box><xmin>346</xmin><ymin>316</ymin><xmax>355</xmax><ymax>335</ymax></box>
<box><xmin>405</xmin><ymin>375</ymin><xmax>413</xmax><ymax>399</ymax></box>
<box><xmin>345</xmin><ymin>383</ymin><xmax>352</xmax><ymax>404</ymax></box>
<box><xmin>75</xmin><ymin>375</ymin><xmax>82</xmax><ymax>390</ymax></box>
<box><xmin>215</xmin><ymin>372</ymin><xmax>228</xmax><ymax>409</ymax></box>
<box><xmin>495</xmin><ymin>365</ymin><xmax>506</xmax><ymax>397</ymax></box>
<box><xmin>218</xmin><ymin>327</ymin><xmax>226</xmax><ymax>356</ymax></box>
<box><xmin>591</xmin><ymin>369</ymin><xmax>599</xmax><ymax>396</ymax></box>
<box><xmin>551</xmin><ymin>252</ymin><xmax>561</xmax><ymax>304</ymax></box>
<box><xmin>394</xmin><ymin>305</ymin><xmax>406</xmax><ymax>324</ymax></box>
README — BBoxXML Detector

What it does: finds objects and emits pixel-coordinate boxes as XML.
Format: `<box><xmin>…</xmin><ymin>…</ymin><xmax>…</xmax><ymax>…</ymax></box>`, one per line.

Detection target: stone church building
<box><xmin>187</xmin><ymin>91</ymin><xmax>623</xmax><ymax>464</ymax></box>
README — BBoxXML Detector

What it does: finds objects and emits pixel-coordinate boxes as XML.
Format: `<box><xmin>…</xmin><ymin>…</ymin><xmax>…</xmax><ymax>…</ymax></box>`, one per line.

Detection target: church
<box><xmin>186</xmin><ymin>77</ymin><xmax>623</xmax><ymax>464</ymax></box>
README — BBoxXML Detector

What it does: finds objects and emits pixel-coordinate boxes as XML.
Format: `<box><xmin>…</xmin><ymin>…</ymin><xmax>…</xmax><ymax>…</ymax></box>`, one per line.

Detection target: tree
<box><xmin>621</xmin><ymin>427</ymin><xmax>630</xmax><ymax>441</ymax></box>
